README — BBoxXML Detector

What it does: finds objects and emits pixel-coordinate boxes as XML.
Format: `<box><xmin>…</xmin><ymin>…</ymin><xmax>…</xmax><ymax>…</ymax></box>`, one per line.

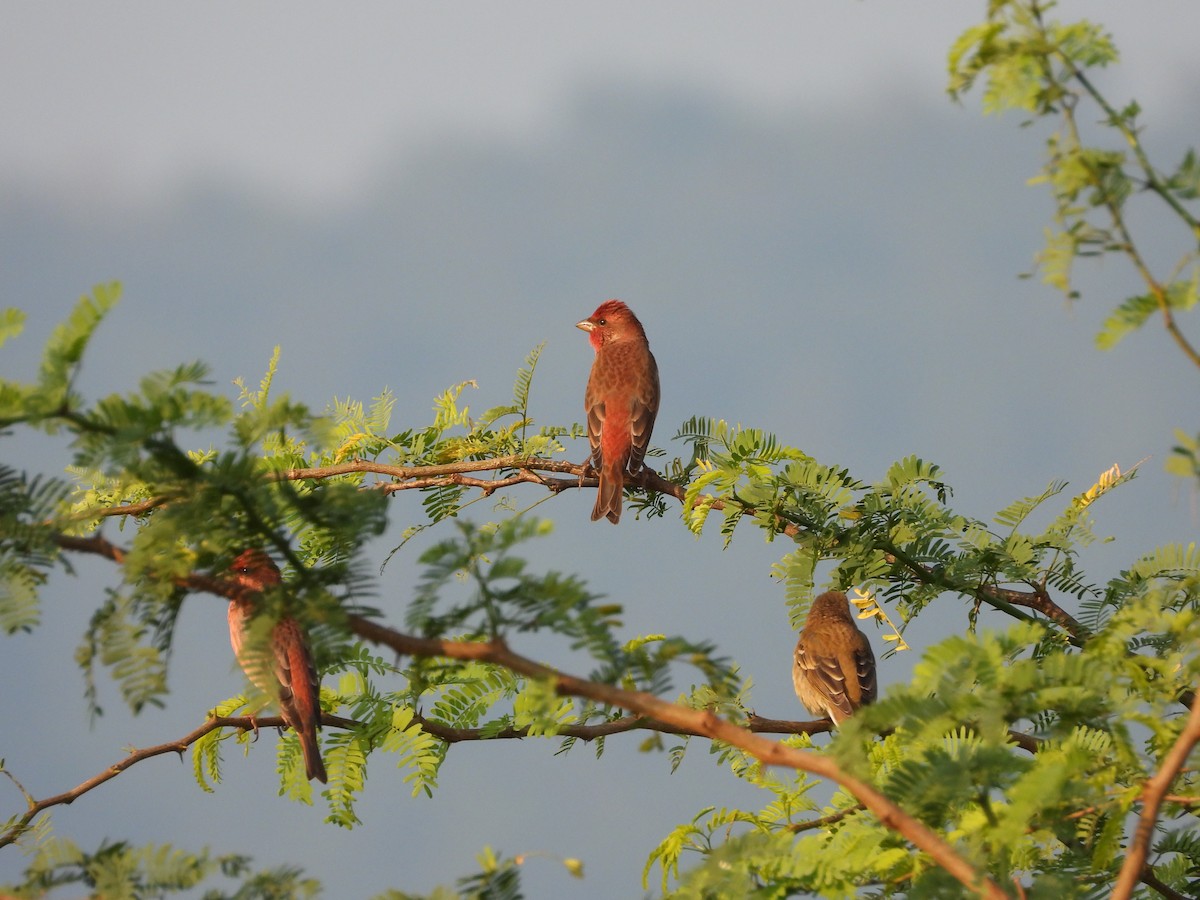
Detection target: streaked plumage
<box><xmin>792</xmin><ymin>591</ymin><xmax>877</xmax><ymax>724</ymax></box>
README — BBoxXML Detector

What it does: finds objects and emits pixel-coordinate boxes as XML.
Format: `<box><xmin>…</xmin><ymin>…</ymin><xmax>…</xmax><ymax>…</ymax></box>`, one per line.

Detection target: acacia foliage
<box><xmin>3</xmin><ymin>2</ymin><xmax>1200</xmax><ymax>898</ymax></box>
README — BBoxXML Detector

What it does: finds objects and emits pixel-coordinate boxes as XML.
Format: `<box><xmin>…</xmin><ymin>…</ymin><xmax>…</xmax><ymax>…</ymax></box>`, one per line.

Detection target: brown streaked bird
<box><xmin>792</xmin><ymin>591</ymin><xmax>877</xmax><ymax>724</ymax></box>
<box><xmin>577</xmin><ymin>299</ymin><xmax>660</xmax><ymax>524</ymax></box>
<box><xmin>228</xmin><ymin>549</ymin><xmax>327</xmax><ymax>783</ymax></box>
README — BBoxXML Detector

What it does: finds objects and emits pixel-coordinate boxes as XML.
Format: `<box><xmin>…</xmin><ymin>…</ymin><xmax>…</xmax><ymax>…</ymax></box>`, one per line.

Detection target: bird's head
<box><xmin>808</xmin><ymin>591</ymin><xmax>853</xmax><ymax>624</ymax></box>
<box><xmin>229</xmin><ymin>548</ymin><xmax>282</xmax><ymax>592</ymax></box>
<box><xmin>576</xmin><ymin>299</ymin><xmax>646</xmax><ymax>350</ymax></box>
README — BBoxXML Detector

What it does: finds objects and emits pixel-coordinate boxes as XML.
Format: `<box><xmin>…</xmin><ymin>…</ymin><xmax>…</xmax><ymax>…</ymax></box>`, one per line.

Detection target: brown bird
<box><xmin>792</xmin><ymin>591</ymin><xmax>877</xmax><ymax>724</ymax></box>
<box><xmin>577</xmin><ymin>299</ymin><xmax>660</xmax><ymax>524</ymax></box>
<box><xmin>228</xmin><ymin>549</ymin><xmax>327</xmax><ymax>783</ymax></box>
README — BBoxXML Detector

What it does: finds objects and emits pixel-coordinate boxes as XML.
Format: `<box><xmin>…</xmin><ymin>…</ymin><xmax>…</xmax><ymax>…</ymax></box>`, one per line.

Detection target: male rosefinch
<box><xmin>577</xmin><ymin>299</ymin><xmax>660</xmax><ymax>524</ymax></box>
<box><xmin>228</xmin><ymin>549</ymin><xmax>327</xmax><ymax>783</ymax></box>
<box><xmin>792</xmin><ymin>591</ymin><xmax>877</xmax><ymax>724</ymax></box>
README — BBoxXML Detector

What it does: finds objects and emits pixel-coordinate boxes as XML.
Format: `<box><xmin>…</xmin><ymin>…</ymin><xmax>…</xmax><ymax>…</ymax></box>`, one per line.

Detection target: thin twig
<box><xmin>411</xmin><ymin>711</ymin><xmax>695</xmax><ymax>743</ymax></box>
<box><xmin>1051</xmin><ymin>50</ymin><xmax>1200</xmax><ymax>372</ymax></box>
<box><xmin>1</xmin><ymin>715</ymin><xmax>279</xmax><ymax>849</ymax></box>
<box><xmin>788</xmin><ymin>803</ymin><xmax>866</xmax><ymax>833</ymax></box>
<box><xmin>69</xmin><ymin>455</ymin><xmax>1083</xmax><ymax>652</ymax></box>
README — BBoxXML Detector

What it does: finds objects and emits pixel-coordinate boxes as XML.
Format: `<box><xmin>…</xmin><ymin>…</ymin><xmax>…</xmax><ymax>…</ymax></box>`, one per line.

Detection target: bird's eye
<box><xmin>597</xmin><ymin>318</ymin><xmax>606</xmax><ymax>326</ymax></box>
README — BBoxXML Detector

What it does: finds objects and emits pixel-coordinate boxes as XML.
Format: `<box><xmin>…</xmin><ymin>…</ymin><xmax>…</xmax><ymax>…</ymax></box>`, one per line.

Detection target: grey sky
<box><xmin>2</xmin><ymin>3</ymin><xmax>1197</xmax><ymax>898</ymax></box>
<box><xmin>2</xmin><ymin>2</ymin><xmax>1194</xmax><ymax>206</ymax></box>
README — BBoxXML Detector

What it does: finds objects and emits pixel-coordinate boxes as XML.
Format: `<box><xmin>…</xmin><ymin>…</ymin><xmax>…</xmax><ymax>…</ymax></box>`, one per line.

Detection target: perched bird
<box><xmin>576</xmin><ymin>299</ymin><xmax>660</xmax><ymax>524</ymax></box>
<box><xmin>792</xmin><ymin>591</ymin><xmax>877</xmax><ymax>724</ymax></box>
<box><xmin>227</xmin><ymin>549</ymin><xmax>327</xmax><ymax>783</ymax></box>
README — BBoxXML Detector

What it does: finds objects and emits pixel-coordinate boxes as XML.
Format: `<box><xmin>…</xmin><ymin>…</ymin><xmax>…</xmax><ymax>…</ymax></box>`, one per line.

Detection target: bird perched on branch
<box><xmin>576</xmin><ymin>299</ymin><xmax>660</xmax><ymax>524</ymax></box>
<box><xmin>227</xmin><ymin>549</ymin><xmax>327</xmax><ymax>783</ymax></box>
<box><xmin>792</xmin><ymin>591</ymin><xmax>877</xmax><ymax>724</ymax></box>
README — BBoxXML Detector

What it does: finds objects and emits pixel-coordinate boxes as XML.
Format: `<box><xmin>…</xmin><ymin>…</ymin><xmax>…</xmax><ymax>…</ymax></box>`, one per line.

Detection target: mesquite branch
<box><xmin>0</xmin><ymin>707</ymin><xmax>837</xmax><ymax>852</ymax></box>
<box><xmin>79</xmin><ymin>453</ymin><xmax>1088</xmax><ymax>644</ymax></box>
<box><xmin>1</xmin><ymin>715</ymin><xmax>263</xmax><ymax>850</ymax></box>
<box><xmin>21</xmin><ymin>540</ymin><xmax>1008</xmax><ymax>898</ymax></box>
<box><xmin>346</xmin><ymin>617</ymin><xmax>1009</xmax><ymax>898</ymax></box>
<box><xmin>1111</xmin><ymin>690</ymin><xmax>1200</xmax><ymax>900</ymax></box>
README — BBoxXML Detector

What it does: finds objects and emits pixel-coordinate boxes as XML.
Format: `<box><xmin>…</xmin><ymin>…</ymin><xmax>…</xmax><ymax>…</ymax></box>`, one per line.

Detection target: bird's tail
<box><xmin>298</xmin><ymin>726</ymin><xmax>328</xmax><ymax>783</ymax></box>
<box><xmin>591</xmin><ymin>464</ymin><xmax>623</xmax><ymax>524</ymax></box>
<box><xmin>283</xmin><ymin>695</ymin><xmax>328</xmax><ymax>783</ymax></box>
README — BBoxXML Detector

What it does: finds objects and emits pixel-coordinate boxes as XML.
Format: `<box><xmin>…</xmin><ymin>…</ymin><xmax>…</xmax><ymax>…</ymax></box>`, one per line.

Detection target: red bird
<box><xmin>227</xmin><ymin>549</ymin><xmax>327</xmax><ymax>783</ymax></box>
<box><xmin>577</xmin><ymin>299</ymin><xmax>660</xmax><ymax>524</ymax></box>
<box><xmin>792</xmin><ymin>591</ymin><xmax>877</xmax><ymax>724</ymax></box>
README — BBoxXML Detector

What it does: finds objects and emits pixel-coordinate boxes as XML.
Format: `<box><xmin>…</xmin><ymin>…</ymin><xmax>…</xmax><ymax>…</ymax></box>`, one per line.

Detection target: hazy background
<box><xmin>2</xmin><ymin>3</ymin><xmax>1196</xmax><ymax>897</ymax></box>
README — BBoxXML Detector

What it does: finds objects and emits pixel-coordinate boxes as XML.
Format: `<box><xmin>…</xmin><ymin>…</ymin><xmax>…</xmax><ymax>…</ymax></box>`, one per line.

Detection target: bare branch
<box><xmin>987</xmin><ymin>584</ymin><xmax>1088</xmax><ymax>642</ymax></box>
<box><xmin>788</xmin><ymin>803</ymin><xmax>866</xmax><ymax>833</ymax></box>
<box><xmin>747</xmin><ymin>714</ymin><xmax>833</xmax><ymax>737</ymax></box>
<box><xmin>410</xmin><ymin>710</ymin><xmax>694</xmax><ymax>743</ymax></box>
<box><xmin>1</xmin><ymin>715</ymin><xmax>278</xmax><ymax>849</ymax></box>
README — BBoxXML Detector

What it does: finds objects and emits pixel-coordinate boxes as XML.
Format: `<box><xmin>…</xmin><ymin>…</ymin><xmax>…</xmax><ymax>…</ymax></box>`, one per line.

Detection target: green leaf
<box><xmin>1034</xmin><ymin>227</ymin><xmax>1080</xmax><ymax>297</ymax></box>
<box><xmin>512</xmin><ymin>342</ymin><xmax>544</xmax><ymax>419</ymax></box>
<box><xmin>0</xmin><ymin>308</ymin><xmax>25</xmax><ymax>348</ymax></box>
<box><xmin>1166</xmin><ymin>429</ymin><xmax>1200</xmax><ymax>482</ymax></box>
<box><xmin>993</xmin><ymin>481</ymin><xmax>1067</xmax><ymax>530</ymax></box>
<box><xmin>1167</xmin><ymin>148</ymin><xmax>1200</xmax><ymax>199</ymax></box>
<box><xmin>1094</xmin><ymin>292</ymin><xmax>1158</xmax><ymax>349</ymax></box>
<box><xmin>38</xmin><ymin>283</ymin><xmax>121</xmax><ymax>398</ymax></box>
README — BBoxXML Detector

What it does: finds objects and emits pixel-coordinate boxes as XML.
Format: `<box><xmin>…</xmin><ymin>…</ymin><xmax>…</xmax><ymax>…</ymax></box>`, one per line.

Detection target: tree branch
<box><xmin>788</xmin><ymin>803</ymin><xmax>866</xmax><ymax>833</ymax></box>
<box><xmin>1139</xmin><ymin>867</ymin><xmax>1190</xmax><ymax>900</ymax></box>
<box><xmin>746</xmin><ymin>714</ymin><xmax>833</xmax><ymax>737</ymax></box>
<box><xmin>1111</xmin><ymin>688</ymin><xmax>1200</xmax><ymax>899</ymax></box>
<box><xmin>346</xmin><ymin>616</ymin><xmax>1008</xmax><ymax>899</ymax></box>
<box><xmin>1050</xmin><ymin>44</ymin><xmax>1200</xmax><ymax>373</ymax></box>
<box><xmin>1063</xmin><ymin>59</ymin><xmax>1200</xmax><ymax>236</ymax></box>
<box><xmin>72</xmin><ymin>455</ymin><xmax>1087</xmax><ymax>652</ymax></box>
<box><xmin>38</xmin><ymin>537</ymin><xmax>1060</xmax><ymax>895</ymax></box>
<box><xmin>410</xmin><ymin>710</ymin><xmax>695</xmax><ymax>743</ymax></box>
<box><xmin>0</xmin><ymin>715</ymin><xmax>285</xmax><ymax>849</ymax></box>
<box><xmin>877</xmin><ymin>535</ymin><xmax>1087</xmax><ymax>646</ymax></box>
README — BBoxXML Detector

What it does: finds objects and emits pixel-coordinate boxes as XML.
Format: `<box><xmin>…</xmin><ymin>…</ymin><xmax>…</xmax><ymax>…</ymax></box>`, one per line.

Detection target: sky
<box><xmin>2</xmin><ymin>2</ymin><xmax>1195</xmax><ymax>208</ymax></box>
<box><xmin>1</xmin><ymin>3</ymin><xmax>1197</xmax><ymax>898</ymax></box>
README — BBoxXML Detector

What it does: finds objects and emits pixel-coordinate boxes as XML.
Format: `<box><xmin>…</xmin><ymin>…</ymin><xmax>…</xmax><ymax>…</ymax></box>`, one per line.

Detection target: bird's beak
<box><xmin>576</xmin><ymin>320</ymin><xmax>595</xmax><ymax>332</ymax></box>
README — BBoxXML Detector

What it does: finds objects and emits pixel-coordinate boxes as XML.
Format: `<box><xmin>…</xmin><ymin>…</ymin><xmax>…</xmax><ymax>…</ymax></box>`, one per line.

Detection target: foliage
<box><xmin>0</xmin><ymin>836</ymin><xmax>320</xmax><ymax>900</ymax></box>
<box><xmin>0</xmin><ymin>837</ymin><xmax>558</xmax><ymax>899</ymax></box>
<box><xmin>948</xmin><ymin>0</ymin><xmax>1200</xmax><ymax>499</ymax></box>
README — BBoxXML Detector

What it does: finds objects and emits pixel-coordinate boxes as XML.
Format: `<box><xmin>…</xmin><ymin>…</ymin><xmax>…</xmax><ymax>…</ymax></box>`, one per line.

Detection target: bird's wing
<box><xmin>585</xmin><ymin>398</ymin><xmax>605</xmax><ymax>467</ymax></box>
<box><xmin>627</xmin><ymin>352</ymin><xmax>660</xmax><ymax>472</ymax></box>
<box><xmin>271</xmin><ymin>618</ymin><xmax>322</xmax><ymax>732</ymax></box>
<box><xmin>795</xmin><ymin>640</ymin><xmax>856</xmax><ymax>721</ymax></box>
<box><xmin>853</xmin><ymin>636</ymin><xmax>878</xmax><ymax>706</ymax></box>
